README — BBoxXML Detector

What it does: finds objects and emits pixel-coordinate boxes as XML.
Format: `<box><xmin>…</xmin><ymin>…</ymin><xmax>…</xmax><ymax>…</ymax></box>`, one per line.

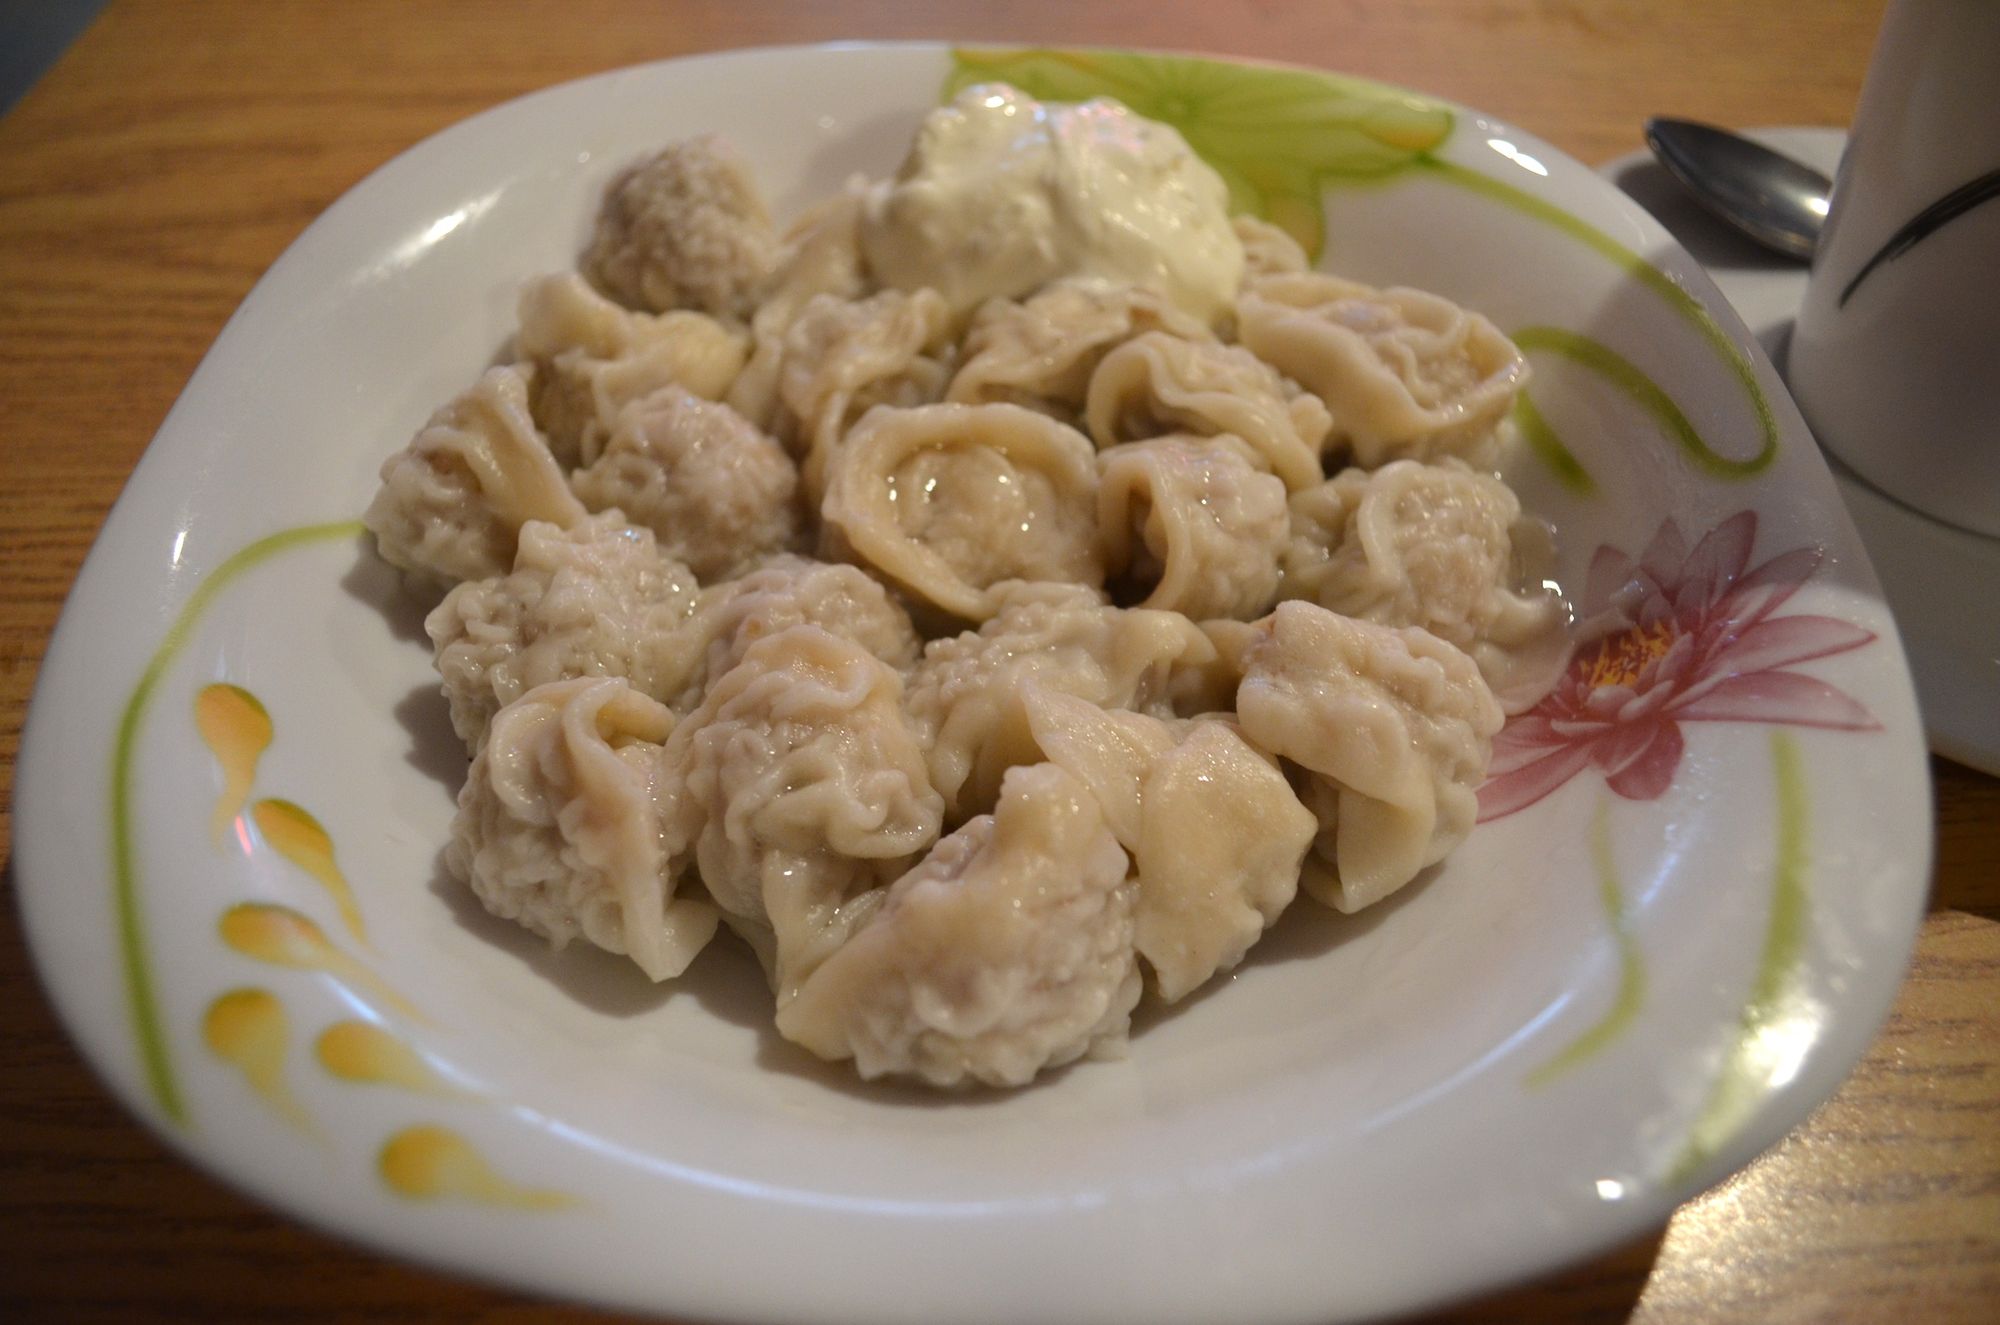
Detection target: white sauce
<box><xmin>860</xmin><ymin>84</ymin><xmax>1245</xmax><ymax>322</ymax></box>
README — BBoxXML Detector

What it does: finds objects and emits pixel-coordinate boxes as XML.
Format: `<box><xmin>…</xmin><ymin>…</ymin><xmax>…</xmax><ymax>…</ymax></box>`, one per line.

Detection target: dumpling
<box><xmin>1163</xmin><ymin>617</ymin><xmax>1264</xmax><ymax>717</ymax></box>
<box><xmin>448</xmin><ymin>677</ymin><xmax>719</xmax><ymax>981</ymax></box>
<box><xmin>1097</xmin><ymin>436</ymin><xmax>1291</xmax><ymax>619</ymax></box>
<box><xmin>582</xmin><ymin>134</ymin><xmax>778</xmax><ymax>320</ymax></box>
<box><xmin>1234</xmin><ymin>601</ymin><xmax>1503</xmax><ymax>912</ymax></box>
<box><xmin>517</xmin><ymin>273</ymin><xmax>749</xmax><ymax>468</ymax></box>
<box><xmin>365</xmin><ymin>363</ymin><xmax>586</xmax><ymax>589</ymax></box>
<box><xmin>1235</xmin><ymin>272</ymin><xmax>1527</xmax><ymax>468</ymax></box>
<box><xmin>517</xmin><ymin>273</ymin><xmax>752</xmax><ymax>392</ymax></box>
<box><xmin>820</xmin><ymin>402</ymin><xmax>1103</xmax><ymax>621</ymax></box>
<box><xmin>770</xmin><ymin>185</ymin><xmax>872</xmax><ymax>308</ymax></box>
<box><xmin>775</xmin><ymin>762</ymin><xmax>1139</xmax><ymax>1088</ymax></box>
<box><xmin>726</xmin><ymin>183</ymin><xmax>874</xmax><ymax>432</ymax></box>
<box><xmin>569</xmin><ymin>386</ymin><xmax>802</xmax><ymax>582</ymax></box>
<box><xmin>648</xmin><ymin>554</ymin><xmax>921</xmax><ymax>713</ymax></box>
<box><xmin>1023</xmin><ymin>690</ymin><xmax>1317</xmax><ymax>1001</ymax></box>
<box><xmin>946</xmin><ymin>278</ymin><xmax>1214</xmax><ymax>419</ymax></box>
<box><xmin>659</xmin><ymin>626</ymin><xmax>943</xmax><ymax>1002</ymax></box>
<box><xmin>1083</xmin><ymin>331</ymin><xmax>1332</xmax><ymax>490</ymax></box>
<box><xmin>427</xmin><ymin>511</ymin><xmax>700</xmax><ymax>750</ymax></box>
<box><xmin>903</xmin><ymin>580</ymin><xmax>1214</xmax><ymax>819</ymax></box>
<box><xmin>1232</xmin><ymin>214</ymin><xmax>1310</xmax><ymax>279</ymax></box>
<box><xmin>774</xmin><ymin>288</ymin><xmax>955</xmax><ymax>495</ymax></box>
<box><xmin>1283</xmin><ymin>460</ymin><xmax>1571</xmax><ymax>711</ymax></box>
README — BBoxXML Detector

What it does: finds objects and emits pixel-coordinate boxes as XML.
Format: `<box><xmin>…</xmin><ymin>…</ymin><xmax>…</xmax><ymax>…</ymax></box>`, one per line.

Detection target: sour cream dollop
<box><xmin>860</xmin><ymin>84</ymin><xmax>1245</xmax><ymax>322</ymax></box>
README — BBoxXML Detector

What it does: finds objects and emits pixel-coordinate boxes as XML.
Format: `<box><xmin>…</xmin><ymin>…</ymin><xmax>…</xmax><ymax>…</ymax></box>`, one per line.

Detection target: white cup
<box><xmin>1787</xmin><ymin>0</ymin><xmax>2000</xmax><ymax>539</ymax></box>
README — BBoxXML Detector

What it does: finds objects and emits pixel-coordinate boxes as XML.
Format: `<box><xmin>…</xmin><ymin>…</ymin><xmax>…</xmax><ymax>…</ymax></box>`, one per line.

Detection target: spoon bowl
<box><xmin>1645</xmin><ymin>116</ymin><xmax>1832</xmax><ymax>259</ymax></box>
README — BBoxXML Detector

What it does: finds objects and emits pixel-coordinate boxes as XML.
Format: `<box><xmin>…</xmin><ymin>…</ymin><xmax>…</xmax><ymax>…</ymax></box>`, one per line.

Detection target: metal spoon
<box><xmin>1643</xmin><ymin>117</ymin><xmax>1833</xmax><ymax>260</ymax></box>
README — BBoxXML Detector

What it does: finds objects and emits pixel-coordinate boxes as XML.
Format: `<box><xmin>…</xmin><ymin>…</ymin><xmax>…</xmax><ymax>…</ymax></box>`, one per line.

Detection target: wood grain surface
<box><xmin>3</xmin><ymin>2</ymin><xmax>1996</xmax><ymax>1320</ymax></box>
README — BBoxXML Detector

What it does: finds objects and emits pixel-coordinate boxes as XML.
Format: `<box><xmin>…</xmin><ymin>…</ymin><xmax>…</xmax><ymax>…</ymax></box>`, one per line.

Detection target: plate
<box><xmin>13</xmin><ymin>45</ymin><xmax>1934</xmax><ymax>1324</ymax></box>
<box><xmin>1603</xmin><ymin>127</ymin><xmax>2000</xmax><ymax>776</ymax></box>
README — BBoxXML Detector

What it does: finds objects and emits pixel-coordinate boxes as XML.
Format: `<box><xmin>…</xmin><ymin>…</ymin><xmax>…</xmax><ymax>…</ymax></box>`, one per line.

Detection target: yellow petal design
<box><xmin>217</xmin><ymin>903</ymin><xmax>418</xmax><ymax>1020</ymax></box>
<box><xmin>111</xmin><ymin>519</ymin><xmax>367</xmax><ymax>1128</ymax></box>
<box><xmin>194</xmin><ymin>684</ymin><xmax>272</xmax><ymax>845</ymax></box>
<box><xmin>201</xmin><ymin>988</ymin><xmax>313</xmax><ymax>1133</ymax></box>
<box><xmin>250</xmin><ymin>799</ymin><xmax>366</xmax><ymax>945</ymax></box>
<box><xmin>378</xmin><ymin>1126</ymin><xmax>574</xmax><ymax>1209</ymax></box>
<box><xmin>315</xmin><ymin>1020</ymin><xmax>460</xmax><ymax>1096</ymax></box>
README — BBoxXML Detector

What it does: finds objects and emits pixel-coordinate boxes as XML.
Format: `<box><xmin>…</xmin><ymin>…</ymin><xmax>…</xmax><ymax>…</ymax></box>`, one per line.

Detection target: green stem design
<box><xmin>1413</xmin><ymin>156</ymin><xmax>1778</xmax><ymax>480</ymax></box>
<box><xmin>1513</xmin><ymin>326</ymin><xmax>1757</xmax><ymax>479</ymax></box>
<box><xmin>1670</xmin><ymin>730</ymin><xmax>1812</xmax><ymax>1182</ymax></box>
<box><xmin>112</xmin><ymin>519</ymin><xmax>365</xmax><ymax>1125</ymax></box>
<box><xmin>1510</xmin><ymin>389</ymin><xmax>1595</xmax><ymax>495</ymax></box>
<box><xmin>1526</xmin><ymin>802</ymin><xmax>1646</xmax><ymax>1086</ymax></box>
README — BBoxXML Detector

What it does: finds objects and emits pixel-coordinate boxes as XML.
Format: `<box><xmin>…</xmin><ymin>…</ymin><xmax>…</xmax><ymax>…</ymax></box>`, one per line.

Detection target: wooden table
<box><xmin>3</xmin><ymin>2</ymin><xmax>1995</xmax><ymax>1319</ymax></box>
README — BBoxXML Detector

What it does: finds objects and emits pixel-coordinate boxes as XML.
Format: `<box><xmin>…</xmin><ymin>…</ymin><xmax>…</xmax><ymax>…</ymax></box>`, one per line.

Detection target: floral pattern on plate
<box><xmin>1480</xmin><ymin>511</ymin><xmax>1879</xmax><ymax>820</ymax></box>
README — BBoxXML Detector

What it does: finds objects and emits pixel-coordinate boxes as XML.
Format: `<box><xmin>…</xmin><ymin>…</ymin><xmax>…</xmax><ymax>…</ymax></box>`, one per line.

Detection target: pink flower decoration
<box><xmin>1478</xmin><ymin>510</ymin><xmax>1878</xmax><ymax>821</ymax></box>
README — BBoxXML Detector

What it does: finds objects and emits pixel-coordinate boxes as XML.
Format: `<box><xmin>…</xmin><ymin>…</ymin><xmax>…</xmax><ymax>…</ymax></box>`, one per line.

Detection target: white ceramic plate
<box><xmin>14</xmin><ymin>44</ymin><xmax>1934</xmax><ymax>1324</ymax></box>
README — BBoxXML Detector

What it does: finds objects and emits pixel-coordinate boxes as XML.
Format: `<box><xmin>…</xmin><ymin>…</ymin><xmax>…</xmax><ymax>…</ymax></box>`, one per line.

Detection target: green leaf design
<box><xmin>945</xmin><ymin>47</ymin><xmax>1453</xmax><ymax>257</ymax></box>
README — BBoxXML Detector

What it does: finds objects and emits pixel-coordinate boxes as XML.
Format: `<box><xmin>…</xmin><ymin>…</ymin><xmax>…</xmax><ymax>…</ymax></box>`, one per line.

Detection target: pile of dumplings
<box><xmin>364</xmin><ymin>102</ymin><xmax>1573</xmax><ymax>1090</ymax></box>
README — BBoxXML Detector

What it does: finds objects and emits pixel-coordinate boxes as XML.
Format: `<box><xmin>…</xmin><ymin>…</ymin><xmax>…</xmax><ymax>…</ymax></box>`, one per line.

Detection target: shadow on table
<box><xmin>1927</xmin><ymin>755</ymin><xmax>2000</xmax><ymax>920</ymax></box>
